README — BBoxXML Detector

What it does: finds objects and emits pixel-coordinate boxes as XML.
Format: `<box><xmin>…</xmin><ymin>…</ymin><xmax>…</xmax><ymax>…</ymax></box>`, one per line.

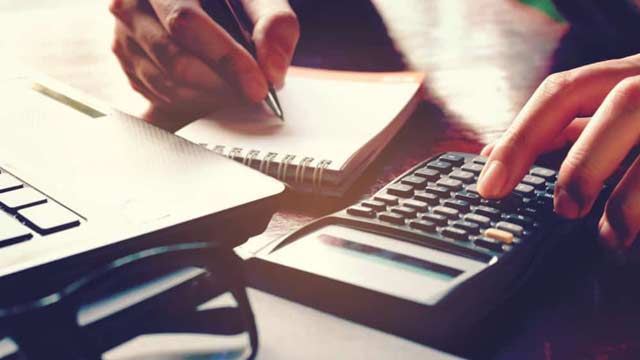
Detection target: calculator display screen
<box><xmin>318</xmin><ymin>234</ymin><xmax>462</xmax><ymax>281</ymax></box>
<box><xmin>267</xmin><ymin>225</ymin><xmax>487</xmax><ymax>305</ymax></box>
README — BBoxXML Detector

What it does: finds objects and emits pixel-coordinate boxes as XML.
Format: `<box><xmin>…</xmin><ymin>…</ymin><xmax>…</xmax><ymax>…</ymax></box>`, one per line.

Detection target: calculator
<box><xmin>246</xmin><ymin>152</ymin><xmax>593</xmax><ymax>349</ymax></box>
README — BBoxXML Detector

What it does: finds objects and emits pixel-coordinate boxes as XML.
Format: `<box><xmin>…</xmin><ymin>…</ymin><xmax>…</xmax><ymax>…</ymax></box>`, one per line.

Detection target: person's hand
<box><xmin>477</xmin><ymin>54</ymin><xmax>640</xmax><ymax>253</ymax></box>
<box><xmin>109</xmin><ymin>0</ymin><xmax>299</xmax><ymax>126</ymax></box>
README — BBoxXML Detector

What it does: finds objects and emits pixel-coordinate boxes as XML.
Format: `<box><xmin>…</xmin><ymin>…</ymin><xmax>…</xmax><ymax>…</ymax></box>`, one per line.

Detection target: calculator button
<box><xmin>0</xmin><ymin>188</ymin><xmax>47</xmax><ymax>212</ymax></box>
<box><xmin>449</xmin><ymin>170</ymin><xmax>474</xmax><ymax>183</ymax></box>
<box><xmin>496</xmin><ymin>221</ymin><xmax>524</xmax><ymax>236</ymax></box>
<box><xmin>514</xmin><ymin>183</ymin><xmax>535</xmax><ymax>196</ymax></box>
<box><xmin>474</xmin><ymin>237</ymin><xmax>504</xmax><ymax>252</ymax></box>
<box><xmin>442</xmin><ymin>227</ymin><xmax>468</xmax><ymax>241</ymax></box>
<box><xmin>425</xmin><ymin>186</ymin><xmax>450</xmax><ymax>198</ymax></box>
<box><xmin>379</xmin><ymin>212</ymin><xmax>406</xmax><ymax>225</ymax></box>
<box><xmin>402</xmin><ymin>199</ymin><xmax>429</xmax><ymax>212</ymax></box>
<box><xmin>0</xmin><ymin>174</ymin><xmax>23</xmax><ymax>193</ymax></box>
<box><xmin>464</xmin><ymin>213</ymin><xmax>491</xmax><ymax>227</ymax></box>
<box><xmin>436</xmin><ymin>178</ymin><xmax>462</xmax><ymax>191</ymax></box>
<box><xmin>474</xmin><ymin>206</ymin><xmax>500</xmax><ymax>221</ymax></box>
<box><xmin>530</xmin><ymin>167</ymin><xmax>556</xmax><ymax>180</ymax></box>
<box><xmin>0</xmin><ymin>213</ymin><xmax>32</xmax><ymax>246</ymax></box>
<box><xmin>503</xmin><ymin>214</ymin><xmax>533</xmax><ymax>227</ymax></box>
<box><xmin>483</xmin><ymin>228</ymin><xmax>514</xmax><ymax>244</ymax></box>
<box><xmin>347</xmin><ymin>206</ymin><xmax>376</xmax><ymax>218</ymax></box>
<box><xmin>414</xmin><ymin>168</ymin><xmax>440</xmax><ymax>181</ymax></box>
<box><xmin>502</xmin><ymin>194</ymin><xmax>524</xmax><ymax>210</ymax></box>
<box><xmin>465</xmin><ymin>184</ymin><xmax>479</xmax><ymax>194</ymax></box>
<box><xmin>433</xmin><ymin>206</ymin><xmax>459</xmax><ymax>219</ymax></box>
<box><xmin>522</xmin><ymin>175</ymin><xmax>546</xmax><ymax>189</ymax></box>
<box><xmin>374</xmin><ymin>194</ymin><xmax>399</xmax><ymax>206</ymax></box>
<box><xmin>521</xmin><ymin>207</ymin><xmax>538</xmax><ymax>218</ymax></box>
<box><xmin>461</xmin><ymin>163</ymin><xmax>484</xmax><ymax>174</ymax></box>
<box><xmin>546</xmin><ymin>183</ymin><xmax>555</xmax><ymax>193</ymax></box>
<box><xmin>422</xmin><ymin>213</ymin><xmax>448</xmax><ymax>226</ymax></box>
<box><xmin>453</xmin><ymin>221</ymin><xmax>480</xmax><ymax>234</ymax></box>
<box><xmin>410</xmin><ymin>220</ymin><xmax>436</xmax><ymax>232</ymax></box>
<box><xmin>427</xmin><ymin>161</ymin><xmax>452</xmax><ymax>173</ymax></box>
<box><xmin>535</xmin><ymin>193</ymin><xmax>554</xmax><ymax>210</ymax></box>
<box><xmin>401</xmin><ymin>175</ymin><xmax>429</xmax><ymax>187</ymax></box>
<box><xmin>361</xmin><ymin>200</ymin><xmax>386</xmax><ymax>212</ymax></box>
<box><xmin>443</xmin><ymin>199</ymin><xmax>470</xmax><ymax>213</ymax></box>
<box><xmin>17</xmin><ymin>202</ymin><xmax>80</xmax><ymax>235</ymax></box>
<box><xmin>391</xmin><ymin>206</ymin><xmax>417</xmax><ymax>218</ymax></box>
<box><xmin>439</xmin><ymin>154</ymin><xmax>464</xmax><ymax>166</ymax></box>
<box><xmin>455</xmin><ymin>191</ymin><xmax>480</xmax><ymax>205</ymax></box>
<box><xmin>414</xmin><ymin>192</ymin><xmax>439</xmax><ymax>205</ymax></box>
<box><xmin>387</xmin><ymin>183</ymin><xmax>414</xmax><ymax>198</ymax></box>
<box><xmin>472</xmin><ymin>156</ymin><xmax>488</xmax><ymax>165</ymax></box>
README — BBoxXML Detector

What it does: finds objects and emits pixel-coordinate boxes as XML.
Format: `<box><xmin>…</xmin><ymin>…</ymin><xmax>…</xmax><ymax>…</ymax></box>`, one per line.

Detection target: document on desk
<box><xmin>176</xmin><ymin>67</ymin><xmax>424</xmax><ymax>196</ymax></box>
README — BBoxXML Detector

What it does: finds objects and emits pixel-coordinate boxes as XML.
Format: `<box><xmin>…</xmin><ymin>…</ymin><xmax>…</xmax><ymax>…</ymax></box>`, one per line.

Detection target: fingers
<box><xmin>599</xmin><ymin>156</ymin><xmax>640</xmax><ymax>251</ymax></box>
<box><xmin>110</xmin><ymin>0</ymin><xmax>226</xmax><ymax>92</ymax></box>
<box><xmin>112</xmin><ymin>24</ymin><xmax>173</xmax><ymax>104</ymax></box>
<box><xmin>477</xmin><ymin>55</ymin><xmax>640</xmax><ymax>199</ymax></box>
<box><xmin>149</xmin><ymin>0</ymin><xmax>268</xmax><ymax>102</ymax></box>
<box><xmin>553</xmin><ymin>75</ymin><xmax>640</xmax><ymax>219</ymax></box>
<box><xmin>480</xmin><ymin>117</ymin><xmax>591</xmax><ymax>157</ymax></box>
<box><xmin>242</xmin><ymin>0</ymin><xmax>300</xmax><ymax>88</ymax></box>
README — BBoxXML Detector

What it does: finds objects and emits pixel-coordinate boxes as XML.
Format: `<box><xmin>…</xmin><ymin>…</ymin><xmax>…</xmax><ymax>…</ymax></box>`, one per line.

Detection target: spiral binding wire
<box><xmin>202</xmin><ymin>145</ymin><xmax>332</xmax><ymax>192</ymax></box>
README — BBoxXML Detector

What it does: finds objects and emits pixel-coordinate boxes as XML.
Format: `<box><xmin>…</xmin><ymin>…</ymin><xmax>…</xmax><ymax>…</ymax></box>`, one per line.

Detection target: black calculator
<box><xmin>247</xmin><ymin>152</ymin><xmax>591</xmax><ymax>349</ymax></box>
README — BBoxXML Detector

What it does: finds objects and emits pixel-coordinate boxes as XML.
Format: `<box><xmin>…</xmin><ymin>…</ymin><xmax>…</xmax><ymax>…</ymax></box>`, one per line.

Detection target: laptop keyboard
<box><xmin>0</xmin><ymin>170</ymin><xmax>80</xmax><ymax>247</ymax></box>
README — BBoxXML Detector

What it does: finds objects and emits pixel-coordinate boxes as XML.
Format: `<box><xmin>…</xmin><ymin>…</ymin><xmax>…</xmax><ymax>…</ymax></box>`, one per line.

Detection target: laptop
<box><xmin>0</xmin><ymin>74</ymin><xmax>285</xmax><ymax>300</ymax></box>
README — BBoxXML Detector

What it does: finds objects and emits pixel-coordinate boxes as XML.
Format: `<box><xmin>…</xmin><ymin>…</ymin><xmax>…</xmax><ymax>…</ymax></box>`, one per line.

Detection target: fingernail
<box><xmin>599</xmin><ymin>219</ymin><xmax>627</xmax><ymax>264</ymax></box>
<box><xmin>478</xmin><ymin>160</ymin><xmax>507</xmax><ymax>198</ymax></box>
<box><xmin>554</xmin><ymin>187</ymin><xmax>581</xmax><ymax>219</ymax></box>
<box><xmin>480</xmin><ymin>144</ymin><xmax>493</xmax><ymax>157</ymax></box>
<box><xmin>599</xmin><ymin>218</ymin><xmax>619</xmax><ymax>249</ymax></box>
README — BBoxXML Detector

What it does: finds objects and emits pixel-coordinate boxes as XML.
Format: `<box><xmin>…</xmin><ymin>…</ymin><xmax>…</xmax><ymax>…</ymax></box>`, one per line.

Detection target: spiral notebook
<box><xmin>176</xmin><ymin>67</ymin><xmax>424</xmax><ymax>196</ymax></box>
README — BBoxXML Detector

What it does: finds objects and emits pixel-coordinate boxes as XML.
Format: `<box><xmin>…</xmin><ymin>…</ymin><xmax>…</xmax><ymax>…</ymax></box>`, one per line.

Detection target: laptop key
<box><xmin>0</xmin><ymin>213</ymin><xmax>32</xmax><ymax>245</ymax></box>
<box><xmin>17</xmin><ymin>202</ymin><xmax>80</xmax><ymax>235</ymax></box>
<box><xmin>0</xmin><ymin>187</ymin><xmax>47</xmax><ymax>212</ymax></box>
<box><xmin>0</xmin><ymin>174</ymin><xmax>23</xmax><ymax>193</ymax></box>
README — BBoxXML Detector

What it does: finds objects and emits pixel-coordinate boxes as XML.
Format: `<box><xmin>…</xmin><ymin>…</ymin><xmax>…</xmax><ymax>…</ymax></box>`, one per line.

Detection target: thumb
<box><xmin>242</xmin><ymin>0</ymin><xmax>300</xmax><ymax>88</ymax></box>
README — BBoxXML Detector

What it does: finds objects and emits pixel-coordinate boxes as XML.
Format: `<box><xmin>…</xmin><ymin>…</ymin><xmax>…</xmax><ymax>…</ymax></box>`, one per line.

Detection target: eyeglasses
<box><xmin>0</xmin><ymin>242</ymin><xmax>258</xmax><ymax>360</ymax></box>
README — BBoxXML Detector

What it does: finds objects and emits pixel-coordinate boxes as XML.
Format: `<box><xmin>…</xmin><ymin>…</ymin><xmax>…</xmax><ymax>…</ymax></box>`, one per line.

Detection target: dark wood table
<box><xmin>3</xmin><ymin>0</ymin><xmax>640</xmax><ymax>358</ymax></box>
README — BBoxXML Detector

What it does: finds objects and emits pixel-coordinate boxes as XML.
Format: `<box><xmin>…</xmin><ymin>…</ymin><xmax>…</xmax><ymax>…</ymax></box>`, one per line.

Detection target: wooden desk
<box><xmin>3</xmin><ymin>1</ymin><xmax>639</xmax><ymax>358</ymax></box>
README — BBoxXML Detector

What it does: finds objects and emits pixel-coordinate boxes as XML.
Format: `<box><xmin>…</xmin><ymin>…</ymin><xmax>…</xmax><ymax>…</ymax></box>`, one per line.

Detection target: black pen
<box><xmin>222</xmin><ymin>0</ymin><xmax>284</xmax><ymax>120</ymax></box>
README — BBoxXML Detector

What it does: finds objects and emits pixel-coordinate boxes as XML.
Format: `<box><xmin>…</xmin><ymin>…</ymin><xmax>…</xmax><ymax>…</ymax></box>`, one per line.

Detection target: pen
<box><xmin>222</xmin><ymin>0</ymin><xmax>284</xmax><ymax>121</ymax></box>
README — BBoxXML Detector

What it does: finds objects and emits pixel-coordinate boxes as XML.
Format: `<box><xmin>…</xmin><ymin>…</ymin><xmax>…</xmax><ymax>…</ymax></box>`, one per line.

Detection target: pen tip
<box><xmin>265</xmin><ymin>91</ymin><xmax>284</xmax><ymax>121</ymax></box>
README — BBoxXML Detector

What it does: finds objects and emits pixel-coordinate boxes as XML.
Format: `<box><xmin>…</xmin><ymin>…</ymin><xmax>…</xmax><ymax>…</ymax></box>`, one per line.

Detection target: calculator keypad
<box><xmin>344</xmin><ymin>153</ymin><xmax>557</xmax><ymax>258</ymax></box>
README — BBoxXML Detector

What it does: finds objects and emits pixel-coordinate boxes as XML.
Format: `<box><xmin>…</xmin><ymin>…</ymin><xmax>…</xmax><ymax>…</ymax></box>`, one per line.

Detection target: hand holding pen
<box><xmin>110</xmin><ymin>0</ymin><xmax>299</xmax><ymax>124</ymax></box>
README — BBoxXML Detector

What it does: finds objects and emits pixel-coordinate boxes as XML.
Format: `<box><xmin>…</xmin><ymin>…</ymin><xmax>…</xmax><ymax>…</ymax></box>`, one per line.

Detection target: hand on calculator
<box><xmin>478</xmin><ymin>54</ymin><xmax>640</xmax><ymax>253</ymax></box>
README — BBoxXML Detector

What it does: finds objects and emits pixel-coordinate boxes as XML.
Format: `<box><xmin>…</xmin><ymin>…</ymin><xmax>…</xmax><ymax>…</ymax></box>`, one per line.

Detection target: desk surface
<box><xmin>2</xmin><ymin>1</ymin><xmax>639</xmax><ymax>359</ymax></box>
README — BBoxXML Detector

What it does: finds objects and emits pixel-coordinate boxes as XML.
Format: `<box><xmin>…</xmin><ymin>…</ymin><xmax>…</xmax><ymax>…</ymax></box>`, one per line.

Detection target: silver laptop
<box><xmin>0</xmin><ymin>74</ymin><xmax>284</xmax><ymax>294</ymax></box>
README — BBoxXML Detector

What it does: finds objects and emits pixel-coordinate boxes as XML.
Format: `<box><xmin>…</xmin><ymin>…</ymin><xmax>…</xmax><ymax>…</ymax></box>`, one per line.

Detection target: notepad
<box><xmin>176</xmin><ymin>67</ymin><xmax>424</xmax><ymax>196</ymax></box>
